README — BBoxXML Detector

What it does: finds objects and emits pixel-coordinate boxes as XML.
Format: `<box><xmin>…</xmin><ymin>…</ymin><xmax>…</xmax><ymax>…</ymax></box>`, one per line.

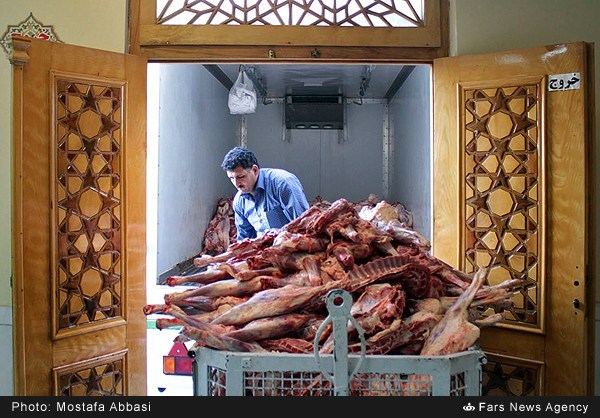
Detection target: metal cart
<box><xmin>191</xmin><ymin>289</ymin><xmax>486</xmax><ymax>396</ymax></box>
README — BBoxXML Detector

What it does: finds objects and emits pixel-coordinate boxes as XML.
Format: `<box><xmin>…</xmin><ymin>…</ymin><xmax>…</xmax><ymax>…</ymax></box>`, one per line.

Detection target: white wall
<box><xmin>390</xmin><ymin>65</ymin><xmax>432</xmax><ymax>240</ymax></box>
<box><xmin>155</xmin><ymin>64</ymin><xmax>237</xmax><ymax>276</ymax></box>
<box><xmin>247</xmin><ymin>100</ymin><xmax>385</xmax><ymax>203</ymax></box>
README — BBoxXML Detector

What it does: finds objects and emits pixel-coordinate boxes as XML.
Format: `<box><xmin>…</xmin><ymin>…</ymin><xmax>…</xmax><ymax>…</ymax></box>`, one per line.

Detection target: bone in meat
<box><xmin>359</xmin><ymin>201</ymin><xmax>430</xmax><ymax>250</ymax></box>
<box><xmin>259</xmin><ymin>337</ymin><xmax>315</xmax><ymax>354</ymax></box>
<box><xmin>172</xmin><ymin>295</ymin><xmax>248</xmax><ymax>312</ymax></box>
<box><xmin>328</xmin><ymin>241</ymin><xmax>372</xmax><ymax>269</ymax></box>
<box><xmin>193</xmin><ymin>229</ymin><xmax>278</xmax><ymax>268</ymax></box>
<box><xmin>164</xmin><ymin>276</ymin><xmax>263</xmax><ymax>303</ymax></box>
<box><xmin>166</xmin><ymin>266</ymin><xmax>231</xmax><ymax>286</ymax></box>
<box><xmin>259</xmin><ymin>271</ymin><xmax>314</xmax><ymax>288</ymax></box>
<box><xmin>155</xmin><ymin>306</ymin><xmax>234</xmax><ymax>330</ymax></box>
<box><xmin>386</xmin><ymin>263</ymin><xmax>432</xmax><ymax>299</ymax></box>
<box><xmin>271</xmin><ymin>230</ymin><xmax>329</xmax><ymax>253</ymax></box>
<box><xmin>307</xmin><ymin>198</ymin><xmax>357</xmax><ymax>235</ymax></box>
<box><xmin>224</xmin><ymin>313</ymin><xmax>312</xmax><ymax>342</ymax></box>
<box><xmin>349</xmin><ymin>310</ymin><xmax>441</xmax><ymax>355</ymax></box>
<box><xmin>216</xmin><ymin>260</ymin><xmax>281</xmax><ymax>281</ymax></box>
<box><xmin>420</xmin><ymin>267</ymin><xmax>487</xmax><ymax>356</ymax></box>
<box><xmin>351</xmin><ymin>283</ymin><xmax>406</xmax><ymax>324</ymax></box>
<box><xmin>211</xmin><ymin>281</ymin><xmax>340</xmax><ymax>326</ymax></box>
<box><xmin>300</xmin><ymin>255</ymin><xmax>415</xmax><ymax>312</ymax></box>
<box><xmin>181</xmin><ymin>325</ymin><xmax>266</xmax><ymax>353</ymax></box>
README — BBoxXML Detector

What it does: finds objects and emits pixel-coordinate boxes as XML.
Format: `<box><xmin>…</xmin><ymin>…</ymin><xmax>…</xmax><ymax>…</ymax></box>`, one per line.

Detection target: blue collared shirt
<box><xmin>232</xmin><ymin>168</ymin><xmax>309</xmax><ymax>240</ymax></box>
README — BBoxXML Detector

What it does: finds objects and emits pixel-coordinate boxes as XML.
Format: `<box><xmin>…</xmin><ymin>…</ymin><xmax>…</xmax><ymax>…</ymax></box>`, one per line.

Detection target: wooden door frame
<box><xmin>126</xmin><ymin>0</ymin><xmax>449</xmax><ymax>62</ymax></box>
<box><xmin>126</xmin><ymin>1</ymin><xmax>594</xmax><ymax>396</ymax></box>
<box><xmin>432</xmin><ymin>42</ymin><xmax>595</xmax><ymax>395</ymax></box>
<box><xmin>9</xmin><ymin>35</ymin><xmax>148</xmax><ymax>396</ymax></box>
<box><xmin>9</xmin><ymin>33</ymin><xmax>30</xmax><ymax>397</ymax></box>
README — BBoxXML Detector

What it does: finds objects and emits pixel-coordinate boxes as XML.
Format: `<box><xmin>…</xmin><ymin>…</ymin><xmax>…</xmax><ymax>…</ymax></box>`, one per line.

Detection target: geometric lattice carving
<box><xmin>53</xmin><ymin>351</ymin><xmax>126</xmax><ymax>396</ymax></box>
<box><xmin>52</xmin><ymin>74</ymin><xmax>124</xmax><ymax>334</ymax></box>
<box><xmin>156</xmin><ymin>0</ymin><xmax>424</xmax><ymax>27</ymax></box>
<box><xmin>481</xmin><ymin>354</ymin><xmax>543</xmax><ymax>396</ymax></box>
<box><xmin>461</xmin><ymin>82</ymin><xmax>545</xmax><ymax>331</ymax></box>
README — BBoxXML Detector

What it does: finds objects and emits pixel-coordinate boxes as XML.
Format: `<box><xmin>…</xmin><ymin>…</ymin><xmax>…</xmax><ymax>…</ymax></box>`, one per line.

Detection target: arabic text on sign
<box><xmin>548</xmin><ymin>73</ymin><xmax>580</xmax><ymax>91</ymax></box>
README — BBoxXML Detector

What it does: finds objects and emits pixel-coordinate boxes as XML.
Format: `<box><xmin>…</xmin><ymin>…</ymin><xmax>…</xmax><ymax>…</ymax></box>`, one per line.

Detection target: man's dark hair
<box><xmin>221</xmin><ymin>147</ymin><xmax>259</xmax><ymax>171</ymax></box>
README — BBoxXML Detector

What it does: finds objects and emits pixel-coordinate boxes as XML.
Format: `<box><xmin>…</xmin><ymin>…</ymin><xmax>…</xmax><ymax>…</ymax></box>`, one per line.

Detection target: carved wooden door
<box><xmin>10</xmin><ymin>36</ymin><xmax>147</xmax><ymax>395</ymax></box>
<box><xmin>433</xmin><ymin>42</ymin><xmax>594</xmax><ymax>395</ymax></box>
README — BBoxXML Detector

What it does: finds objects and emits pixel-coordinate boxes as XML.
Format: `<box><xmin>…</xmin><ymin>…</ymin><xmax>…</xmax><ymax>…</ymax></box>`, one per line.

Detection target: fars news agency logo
<box><xmin>463</xmin><ymin>403</ymin><xmax>476</xmax><ymax>412</ymax></box>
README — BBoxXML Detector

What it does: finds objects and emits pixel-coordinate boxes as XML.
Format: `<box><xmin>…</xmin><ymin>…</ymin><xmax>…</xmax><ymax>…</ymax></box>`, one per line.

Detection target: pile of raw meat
<box><xmin>144</xmin><ymin>196</ymin><xmax>522</xmax><ymax>358</ymax></box>
<box><xmin>199</xmin><ymin>194</ymin><xmax>413</xmax><ymax>256</ymax></box>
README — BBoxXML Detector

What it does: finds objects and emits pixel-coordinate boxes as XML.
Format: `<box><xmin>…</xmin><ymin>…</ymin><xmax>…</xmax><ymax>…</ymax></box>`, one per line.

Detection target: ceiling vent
<box><xmin>285</xmin><ymin>94</ymin><xmax>344</xmax><ymax>130</ymax></box>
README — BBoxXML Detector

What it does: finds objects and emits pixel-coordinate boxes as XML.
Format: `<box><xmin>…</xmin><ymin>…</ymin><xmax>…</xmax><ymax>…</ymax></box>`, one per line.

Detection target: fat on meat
<box><xmin>146</xmin><ymin>196</ymin><xmax>524</xmax><ymax>363</ymax></box>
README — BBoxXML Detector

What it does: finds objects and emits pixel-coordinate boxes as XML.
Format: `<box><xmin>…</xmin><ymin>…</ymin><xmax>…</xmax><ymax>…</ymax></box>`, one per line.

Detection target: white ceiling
<box><xmin>216</xmin><ymin>63</ymin><xmax>421</xmax><ymax>99</ymax></box>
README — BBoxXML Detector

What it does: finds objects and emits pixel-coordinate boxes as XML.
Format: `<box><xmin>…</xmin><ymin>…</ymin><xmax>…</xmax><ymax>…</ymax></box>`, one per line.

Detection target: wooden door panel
<box><xmin>10</xmin><ymin>36</ymin><xmax>147</xmax><ymax>396</ymax></box>
<box><xmin>51</xmin><ymin>72</ymin><xmax>127</xmax><ymax>340</ymax></box>
<box><xmin>458</xmin><ymin>76</ymin><xmax>547</xmax><ymax>335</ymax></box>
<box><xmin>433</xmin><ymin>42</ymin><xmax>594</xmax><ymax>396</ymax></box>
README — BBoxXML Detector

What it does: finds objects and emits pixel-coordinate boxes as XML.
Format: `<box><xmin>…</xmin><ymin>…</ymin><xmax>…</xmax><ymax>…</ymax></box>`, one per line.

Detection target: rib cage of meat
<box><xmin>147</xmin><ymin>196</ymin><xmax>524</xmax><ymax>386</ymax></box>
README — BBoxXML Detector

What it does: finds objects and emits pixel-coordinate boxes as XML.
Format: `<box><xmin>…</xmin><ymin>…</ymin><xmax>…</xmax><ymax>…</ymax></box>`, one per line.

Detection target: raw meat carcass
<box><xmin>359</xmin><ymin>200</ymin><xmax>429</xmax><ymax>250</ymax></box>
<box><xmin>211</xmin><ymin>280</ymin><xmax>343</xmax><ymax>326</ymax></box>
<box><xmin>198</xmin><ymin>194</ymin><xmax>415</xmax><ymax>261</ymax></box>
<box><xmin>145</xmin><ymin>196</ymin><xmax>524</xmax><ymax>380</ymax></box>
<box><xmin>224</xmin><ymin>313</ymin><xmax>314</xmax><ymax>341</ymax></box>
<box><xmin>420</xmin><ymin>268</ymin><xmax>489</xmax><ymax>356</ymax></box>
<box><xmin>202</xmin><ymin>197</ymin><xmax>235</xmax><ymax>255</ymax></box>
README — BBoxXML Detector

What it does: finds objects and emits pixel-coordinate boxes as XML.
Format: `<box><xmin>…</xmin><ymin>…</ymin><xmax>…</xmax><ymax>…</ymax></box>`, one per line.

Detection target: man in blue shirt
<box><xmin>221</xmin><ymin>147</ymin><xmax>310</xmax><ymax>240</ymax></box>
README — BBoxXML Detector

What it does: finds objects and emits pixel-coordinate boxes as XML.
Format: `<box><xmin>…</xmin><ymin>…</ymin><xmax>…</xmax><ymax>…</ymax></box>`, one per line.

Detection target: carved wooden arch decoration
<box><xmin>128</xmin><ymin>0</ymin><xmax>448</xmax><ymax>61</ymax></box>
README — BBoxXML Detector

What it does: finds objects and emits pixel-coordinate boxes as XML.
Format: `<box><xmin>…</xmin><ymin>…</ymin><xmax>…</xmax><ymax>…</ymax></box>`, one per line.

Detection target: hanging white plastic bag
<box><xmin>228</xmin><ymin>70</ymin><xmax>257</xmax><ymax>115</ymax></box>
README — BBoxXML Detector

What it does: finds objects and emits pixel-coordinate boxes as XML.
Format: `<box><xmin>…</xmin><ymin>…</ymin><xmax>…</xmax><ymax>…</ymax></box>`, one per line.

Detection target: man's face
<box><xmin>227</xmin><ymin>165</ymin><xmax>259</xmax><ymax>194</ymax></box>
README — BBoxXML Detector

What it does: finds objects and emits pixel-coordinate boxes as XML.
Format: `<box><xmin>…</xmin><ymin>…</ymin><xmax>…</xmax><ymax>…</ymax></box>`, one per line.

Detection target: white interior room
<box><xmin>145</xmin><ymin>62</ymin><xmax>432</xmax><ymax>395</ymax></box>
